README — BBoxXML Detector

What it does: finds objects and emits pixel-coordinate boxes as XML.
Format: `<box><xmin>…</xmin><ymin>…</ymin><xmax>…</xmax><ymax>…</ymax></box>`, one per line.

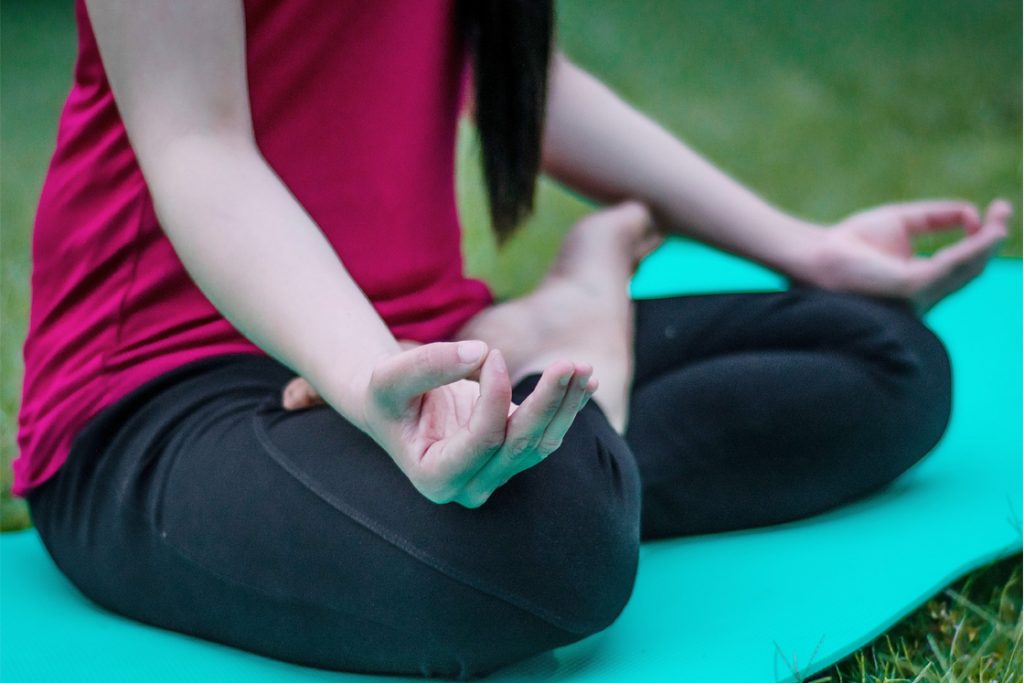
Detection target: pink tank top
<box><xmin>13</xmin><ymin>0</ymin><xmax>493</xmax><ymax>497</ymax></box>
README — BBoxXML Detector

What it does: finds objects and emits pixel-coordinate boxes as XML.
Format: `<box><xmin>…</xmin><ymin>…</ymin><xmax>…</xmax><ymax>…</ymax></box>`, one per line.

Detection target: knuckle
<box><xmin>479</xmin><ymin>442</ymin><xmax>504</xmax><ymax>462</ymax></box>
<box><xmin>477</xmin><ymin>429</ymin><xmax>506</xmax><ymax>453</ymax></box>
<box><xmin>537</xmin><ymin>436</ymin><xmax>564</xmax><ymax>454</ymax></box>
<box><xmin>539</xmin><ymin>402</ymin><xmax>561</xmax><ymax>423</ymax></box>
<box><xmin>505</xmin><ymin>434</ymin><xmax>536</xmax><ymax>460</ymax></box>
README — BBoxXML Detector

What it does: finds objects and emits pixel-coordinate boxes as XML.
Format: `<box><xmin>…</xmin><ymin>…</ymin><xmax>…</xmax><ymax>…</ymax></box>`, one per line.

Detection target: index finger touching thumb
<box><xmin>370</xmin><ymin>340</ymin><xmax>488</xmax><ymax>408</ymax></box>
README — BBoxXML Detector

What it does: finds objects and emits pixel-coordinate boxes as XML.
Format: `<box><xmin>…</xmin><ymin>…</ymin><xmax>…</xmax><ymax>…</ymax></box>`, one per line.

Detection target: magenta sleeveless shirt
<box><xmin>13</xmin><ymin>0</ymin><xmax>494</xmax><ymax>497</ymax></box>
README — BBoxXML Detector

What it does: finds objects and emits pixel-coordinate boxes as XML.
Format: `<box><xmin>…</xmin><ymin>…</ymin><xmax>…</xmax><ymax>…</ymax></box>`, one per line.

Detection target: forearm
<box><xmin>541</xmin><ymin>54</ymin><xmax>824</xmax><ymax>280</ymax></box>
<box><xmin>147</xmin><ymin>135</ymin><xmax>399</xmax><ymax>427</ymax></box>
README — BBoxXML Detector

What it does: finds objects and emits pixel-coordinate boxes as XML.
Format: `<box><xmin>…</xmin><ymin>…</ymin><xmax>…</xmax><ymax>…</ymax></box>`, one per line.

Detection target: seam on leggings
<box><xmin>249</xmin><ymin>406</ymin><xmax>596</xmax><ymax>635</ymax></box>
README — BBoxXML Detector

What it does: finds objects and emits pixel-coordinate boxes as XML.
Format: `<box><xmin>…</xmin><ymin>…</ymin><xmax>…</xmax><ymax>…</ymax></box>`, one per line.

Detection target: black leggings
<box><xmin>26</xmin><ymin>285</ymin><xmax>952</xmax><ymax>679</ymax></box>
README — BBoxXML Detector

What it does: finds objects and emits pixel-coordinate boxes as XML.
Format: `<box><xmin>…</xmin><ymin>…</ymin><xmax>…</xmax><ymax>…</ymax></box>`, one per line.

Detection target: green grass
<box><xmin>457</xmin><ymin>0</ymin><xmax>1022</xmax><ymax>294</ymax></box>
<box><xmin>810</xmin><ymin>554</ymin><xmax>1021</xmax><ymax>682</ymax></box>
<box><xmin>1</xmin><ymin>0</ymin><xmax>1020</xmax><ymax>679</ymax></box>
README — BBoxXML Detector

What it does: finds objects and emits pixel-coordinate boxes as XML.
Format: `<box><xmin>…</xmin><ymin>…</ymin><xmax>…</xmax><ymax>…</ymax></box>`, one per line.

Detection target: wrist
<box><xmin>650</xmin><ymin>194</ymin><xmax>830</xmax><ymax>285</ymax></box>
<box><xmin>316</xmin><ymin>345</ymin><xmax>400</xmax><ymax>434</ymax></box>
<box><xmin>759</xmin><ymin>215</ymin><xmax>830</xmax><ymax>285</ymax></box>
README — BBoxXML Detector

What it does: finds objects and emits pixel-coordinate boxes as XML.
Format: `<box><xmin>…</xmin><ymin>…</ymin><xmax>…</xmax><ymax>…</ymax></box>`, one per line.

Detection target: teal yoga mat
<box><xmin>2</xmin><ymin>238</ymin><xmax>1021</xmax><ymax>682</ymax></box>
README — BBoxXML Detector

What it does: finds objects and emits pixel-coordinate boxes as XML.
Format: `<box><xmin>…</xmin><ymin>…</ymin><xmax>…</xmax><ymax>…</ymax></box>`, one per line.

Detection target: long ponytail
<box><xmin>458</xmin><ymin>0</ymin><xmax>555</xmax><ymax>245</ymax></box>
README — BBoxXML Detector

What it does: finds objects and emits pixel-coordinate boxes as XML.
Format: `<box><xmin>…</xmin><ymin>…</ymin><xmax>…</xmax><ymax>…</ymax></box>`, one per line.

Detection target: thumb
<box><xmin>370</xmin><ymin>340</ymin><xmax>488</xmax><ymax>409</ymax></box>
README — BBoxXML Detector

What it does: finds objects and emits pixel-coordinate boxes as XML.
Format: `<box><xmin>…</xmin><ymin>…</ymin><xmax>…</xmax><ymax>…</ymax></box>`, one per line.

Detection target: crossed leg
<box><xmin>453</xmin><ymin>203</ymin><xmax>953</xmax><ymax>539</ymax></box>
<box><xmin>452</xmin><ymin>201</ymin><xmax>662</xmax><ymax>433</ymax></box>
<box><xmin>26</xmin><ymin>206</ymin><xmax>952</xmax><ymax>679</ymax></box>
<box><xmin>625</xmin><ymin>286</ymin><xmax>952</xmax><ymax>538</ymax></box>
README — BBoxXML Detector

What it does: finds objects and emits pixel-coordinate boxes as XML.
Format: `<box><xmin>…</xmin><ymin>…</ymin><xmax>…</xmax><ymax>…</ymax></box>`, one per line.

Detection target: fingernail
<box><xmin>458</xmin><ymin>341</ymin><xmax>487</xmax><ymax>364</ymax></box>
<box><xmin>577</xmin><ymin>375</ymin><xmax>590</xmax><ymax>389</ymax></box>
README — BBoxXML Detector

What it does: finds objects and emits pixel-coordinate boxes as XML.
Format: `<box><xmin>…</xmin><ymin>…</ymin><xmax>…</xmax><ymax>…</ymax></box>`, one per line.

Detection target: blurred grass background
<box><xmin>1</xmin><ymin>1</ymin><xmax>1020</xmax><ymax>680</ymax></box>
<box><xmin>457</xmin><ymin>0</ymin><xmax>1022</xmax><ymax>293</ymax></box>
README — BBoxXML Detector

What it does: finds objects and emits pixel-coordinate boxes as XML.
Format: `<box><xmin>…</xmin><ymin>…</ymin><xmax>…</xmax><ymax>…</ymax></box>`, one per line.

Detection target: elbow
<box><xmin>142</xmin><ymin>130</ymin><xmax>261</xmax><ymax>202</ymax></box>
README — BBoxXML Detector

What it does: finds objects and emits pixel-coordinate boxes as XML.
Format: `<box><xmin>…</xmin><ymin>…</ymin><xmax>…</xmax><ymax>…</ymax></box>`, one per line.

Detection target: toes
<box><xmin>584</xmin><ymin>200</ymin><xmax>652</xmax><ymax>231</ymax></box>
<box><xmin>612</xmin><ymin>200</ymin><xmax>653</xmax><ymax>228</ymax></box>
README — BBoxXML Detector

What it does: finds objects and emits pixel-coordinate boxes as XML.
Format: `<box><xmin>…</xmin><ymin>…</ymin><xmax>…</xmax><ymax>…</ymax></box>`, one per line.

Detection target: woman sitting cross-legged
<box><xmin>17</xmin><ymin>0</ymin><xmax>1010</xmax><ymax>678</ymax></box>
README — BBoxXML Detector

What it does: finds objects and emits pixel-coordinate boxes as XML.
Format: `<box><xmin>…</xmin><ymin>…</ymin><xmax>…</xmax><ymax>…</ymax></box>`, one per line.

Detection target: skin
<box><xmin>287</xmin><ymin>200</ymin><xmax>659</xmax><ymax>434</ymax></box>
<box><xmin>284</xmin><ymin>197</ymin><xmax>1012</xmax><ymax>432</ymax></box>
<box><xmin>85</xmin><ymin>1</ymin><xmax>1011</xmax><ymax>508</ymax></box>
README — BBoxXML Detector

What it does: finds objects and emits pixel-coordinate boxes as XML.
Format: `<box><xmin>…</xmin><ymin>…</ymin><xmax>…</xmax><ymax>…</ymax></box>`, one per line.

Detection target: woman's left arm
<box><xmin>541</xmin><ymin>53</ymin><xmax>1011</xmax><ymax>313</ymax></box>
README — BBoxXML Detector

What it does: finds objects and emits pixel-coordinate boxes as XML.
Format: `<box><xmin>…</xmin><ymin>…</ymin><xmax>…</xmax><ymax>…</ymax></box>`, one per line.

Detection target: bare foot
<box><xmin>453</xmin><ymin>201</ymin><xmax>661</xmax><ymax>433</ymax></box>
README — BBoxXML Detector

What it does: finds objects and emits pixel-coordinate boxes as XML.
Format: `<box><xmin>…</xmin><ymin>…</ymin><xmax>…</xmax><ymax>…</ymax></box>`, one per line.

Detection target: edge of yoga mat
<box><xmin>620</xmin><ymin>240</ymin><xmax>1022</xmax><ymax>682</ymax></box>
<box><xmin>797</xmin><ymin>544</ymin><xmax>1020</xmax><ymax>681</ymax></box>
<box><xmin>2</xmin><ymin>238</ymin><xmax>1020</xmax><ymax>683</ymax></box>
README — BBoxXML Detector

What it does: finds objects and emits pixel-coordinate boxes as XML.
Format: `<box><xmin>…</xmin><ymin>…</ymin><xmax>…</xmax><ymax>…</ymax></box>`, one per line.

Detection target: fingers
<box><xmin>595</xmin><ymin>199</ymin><xmax>653</xmax><ymax>227</ymax></box>
<box><xmin>908</xmin><ymin>199</ymin><xmax>1011</xmax><ymax>312</ymax></box>
<box><xmin>371</xmin><ymin>340</ymin><xmax>488</xmax><ymax>412</ymax></box>
<box><xmin>538</xmin><ymin>365</ymin><xmax>597</xmax><ymax>453</ymax></box>
<box><xmin>468</xmin><ymin>349</ymin><xmax>514</xmax><ymax>440</ymax></box>
<box><xmin>927</xmin><ymin>199</ymin><xmax>1009</xmax><ymax>271</ymax></box>
<box><xmin>891</xmin><ymin>199</ymin><xmax>983</xmax><ymax>236</ymax></box>
<box><xmin>984</xmin><ymin>198</ymin><xmax>1014</xmax><ymax>229</ymax></box>
<box><xmin>282</xmin><ymin>377</ymin><xmax>324</xmax><ymax>410</ymax></box>
<box><xmin>505</xmin><ymin>360</ymin><xmax>578</xmax><ymax>438</ymax></box>
<box><xmin>457</xmin><ymin>362</ymin><xmax>596</xmax><ymax>507</ymax></box>
<box><xmin>433</xmin><ymin>350</ymin><xmax>513</xmax><ymax>489</ymax></box>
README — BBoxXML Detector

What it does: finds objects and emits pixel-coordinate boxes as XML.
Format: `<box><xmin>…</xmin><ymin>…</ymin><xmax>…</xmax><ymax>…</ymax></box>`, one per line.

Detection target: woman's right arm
<box><xmin>85</xmin><ymin>0</ymin><xmax>400</xmax><ymax>426</ymax></box>
<box><xmin>85</xmin><ymin>1</ymin><xmax>597</xmax><ymax>508</ymax></box>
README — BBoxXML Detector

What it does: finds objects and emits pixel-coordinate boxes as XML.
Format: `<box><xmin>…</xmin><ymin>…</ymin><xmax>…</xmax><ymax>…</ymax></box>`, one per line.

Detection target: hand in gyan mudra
<box><xmin>803</xmin><ymin>199</ymin><xmax>1011</xmax><ymax>315</ymax></box>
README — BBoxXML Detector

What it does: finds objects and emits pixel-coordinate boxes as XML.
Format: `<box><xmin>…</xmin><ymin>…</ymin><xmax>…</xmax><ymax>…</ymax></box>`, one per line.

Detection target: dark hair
<box><xmin>459</xmin><ymin>0</ymin><xmax>555</xmax><ymax>245</ymax></box>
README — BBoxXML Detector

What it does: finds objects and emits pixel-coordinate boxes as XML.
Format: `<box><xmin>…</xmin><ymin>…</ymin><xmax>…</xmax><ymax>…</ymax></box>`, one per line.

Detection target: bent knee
<box><xmin>790</xmin><ymin>287</ymin><xmax>952</xmax><ymax>453</ymax></box>
<box><xmin>432</xmin><ymin>565</ymin><xmax>638</xmax><ymax>679</ymax></box>
<box><xmin>484</xmin><ymin>406</ymin><xmax>642</xmax><ymax>632</ymax></box>
<box><xmin>393</xmin><ymin>405</ymin><xmax>643</xmax><ymax>677</ymax></box>
<box><xmin>862</xmin><ymin>296</ymin><xmax>952</xmax><ymax>443</ymax></box>
<box><xmin>815</xmin><ymin>288</ymin><xmax>953</xmax><ymax>449</ymax></box>
<box><xmin>802</xmin><ymin>288</ymin><xmax>951</xmax><ymax>385</ymax></box>
<box><xmin>410</xmin><ymin>475</ymin><xmax>641</xmax><ymax>676</ymax></box>
<box><xmin>895</xmin><ymin>314</ymin><xmax>953</xmax><ymax>455</ymax></box>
